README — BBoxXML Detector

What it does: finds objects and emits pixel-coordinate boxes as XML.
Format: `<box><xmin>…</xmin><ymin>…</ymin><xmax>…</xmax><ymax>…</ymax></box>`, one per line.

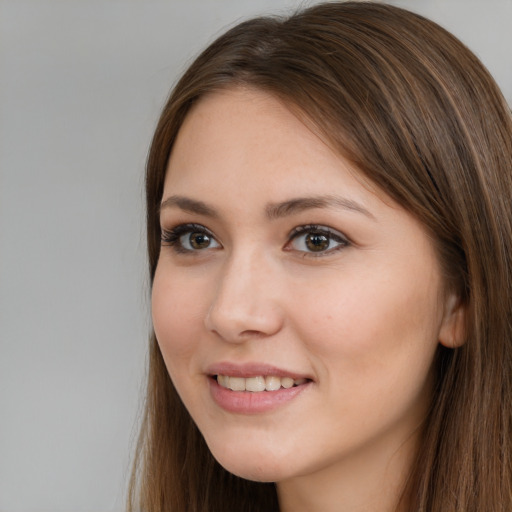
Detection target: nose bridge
<box><xmin>205</xmin><ymin>245</ymin><xmax>283</xmax><ymax>341</ymax></box>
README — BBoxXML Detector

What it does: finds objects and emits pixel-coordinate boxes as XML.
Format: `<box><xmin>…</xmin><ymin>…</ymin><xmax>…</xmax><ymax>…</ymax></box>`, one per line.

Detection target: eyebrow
<box><xmin>265</xmin><ymin>195</ymin><xmax>375</xmax><ymax>220</ymax></box>
<box><xmin>160</xmin><ymin>194</ymin><xmax>375</xmax><ymax>220</ymax></box>
<box><xmin>160</xmin><ymin>195</ymin><xmax>218</xmax><ymax>217</ymax></box>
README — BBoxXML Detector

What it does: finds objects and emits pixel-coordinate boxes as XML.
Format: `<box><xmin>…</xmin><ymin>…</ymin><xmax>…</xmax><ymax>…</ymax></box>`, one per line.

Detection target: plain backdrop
<box><xmin>1</xmin><ymin>1</ymin><xmax>511</xmax><ymax>511</ymax></box>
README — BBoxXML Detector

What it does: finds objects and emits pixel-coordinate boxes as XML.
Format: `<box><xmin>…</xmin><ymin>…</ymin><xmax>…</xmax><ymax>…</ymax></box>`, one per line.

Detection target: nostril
<box><xmin>239</xmin><ymin>330</ymin><xmax>267</xmax><ymax>339</ymax></box>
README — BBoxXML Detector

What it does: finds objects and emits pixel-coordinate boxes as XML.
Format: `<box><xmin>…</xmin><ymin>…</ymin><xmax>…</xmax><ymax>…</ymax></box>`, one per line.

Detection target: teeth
<box><xmin>281</xmin><ymin>377</ymin><xmax>294</xmax><ymax>389</ymax></box>
<box><xmin>246</xmin><ymin>376</ymin><xmax>266</xmax><ymax>392</ymax></box>
<box><xmin>228</xmin><ymin>377</ymin><xmax>246</xmax><ymax>391</ymax></box>
<box><xmin>217</xmin><ymin>375</ymin><xmax>308</xmax><ymax>392</ymax></box>
<box><xmin>264</xmin><ymin>376</ymin><xmax>281</xmax><ymax>391</ymax></box>
<box><xmin>217</xmin><ymin>374</ymin><xmax>228</xmax><ymax>387</ymax></box>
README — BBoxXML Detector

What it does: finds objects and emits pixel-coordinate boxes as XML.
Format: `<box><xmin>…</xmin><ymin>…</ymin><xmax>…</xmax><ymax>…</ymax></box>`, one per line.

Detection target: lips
<box><xmin>206</xmin><ymin>362</ymin><xmax>312</xmax><ymax>414</ymax></box>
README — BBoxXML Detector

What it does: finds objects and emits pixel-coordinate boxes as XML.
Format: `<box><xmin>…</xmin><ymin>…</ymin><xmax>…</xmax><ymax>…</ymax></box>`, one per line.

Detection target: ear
<box><xmin>438</xmin><ymin>293</ymin><xmax>466</xmax><ymax>348</ymax></box>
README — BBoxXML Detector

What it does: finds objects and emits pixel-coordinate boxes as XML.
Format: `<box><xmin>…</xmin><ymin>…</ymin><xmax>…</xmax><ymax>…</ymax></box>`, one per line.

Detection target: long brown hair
<box><xmin>129</xmin><ymin>3</ymin><xmax>512</xmax><ymax>511</ymax></box>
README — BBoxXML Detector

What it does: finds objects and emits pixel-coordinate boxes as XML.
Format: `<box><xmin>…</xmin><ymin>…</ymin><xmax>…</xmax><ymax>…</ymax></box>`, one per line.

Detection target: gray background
<box><xmin>1</xmin><ymin>1</ymin><xmax>511</xmax><ymax>511</ymax></box>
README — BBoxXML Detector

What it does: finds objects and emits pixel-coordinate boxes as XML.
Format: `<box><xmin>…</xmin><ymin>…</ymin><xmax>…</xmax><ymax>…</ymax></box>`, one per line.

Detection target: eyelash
<box><xmin>161</xmin><ymin>223</ymin><xmax>218</xmax><ymax>254</ymax></box>
<box><xmin>160</xmin><ymin>223</ymin><xmax>350</xmax><ymax>257</ymax></box>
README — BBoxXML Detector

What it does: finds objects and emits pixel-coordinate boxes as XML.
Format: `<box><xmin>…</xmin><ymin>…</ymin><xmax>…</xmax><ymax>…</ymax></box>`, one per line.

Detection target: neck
<box><xmin>276</xmin><ymin>428</ymin><xmax>418</xmax><ymax>512</ymax></box>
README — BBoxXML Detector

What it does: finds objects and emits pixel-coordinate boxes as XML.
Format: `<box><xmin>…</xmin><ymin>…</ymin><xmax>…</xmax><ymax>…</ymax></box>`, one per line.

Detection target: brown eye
<box><xmin>180</xmin><ymin>231</ymin><xmax>221</xmax><ymax>251</ymax></box>
<box><xmin>188</xmin><ymin>232</ymin><xmax>212</xmax><ymax>249</ymax></box>
<box><xmin>305</xmin><ymin>233</ymin><xmax>329</xmax><ymax>252</ymax></box>
<box><xmin>288</xmin><ymin>225</ymin><xmax>349</xmax><ymax>256</ymax></box>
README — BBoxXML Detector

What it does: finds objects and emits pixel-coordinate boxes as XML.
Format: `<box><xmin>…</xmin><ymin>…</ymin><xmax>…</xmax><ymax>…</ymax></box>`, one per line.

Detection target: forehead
<box><xmin>164</xmin><ymin>87</ymin><xmax>379</xmax><ymax>204</ymax></box>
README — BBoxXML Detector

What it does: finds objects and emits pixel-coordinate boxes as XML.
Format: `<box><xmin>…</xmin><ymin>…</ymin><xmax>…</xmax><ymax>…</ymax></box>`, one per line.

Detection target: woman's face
<box><xmin>152</xmin><ymin>87</ymin><xmax>459</xmax><ymax>486</ymax></box>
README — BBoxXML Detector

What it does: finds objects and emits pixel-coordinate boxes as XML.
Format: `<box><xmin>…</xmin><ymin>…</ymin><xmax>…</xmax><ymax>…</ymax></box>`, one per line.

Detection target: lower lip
<box><xmin>209</xmin><ymin>377</ymin><xmax>310</xmax><ymax>414</ymax></box>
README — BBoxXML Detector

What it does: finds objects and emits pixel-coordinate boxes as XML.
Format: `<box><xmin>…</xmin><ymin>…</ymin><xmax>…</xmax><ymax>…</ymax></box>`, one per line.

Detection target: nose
<box><xmin>204</xmin><ymin>249</ymin><xmax>284</xmax><ymax>343</ymax></box>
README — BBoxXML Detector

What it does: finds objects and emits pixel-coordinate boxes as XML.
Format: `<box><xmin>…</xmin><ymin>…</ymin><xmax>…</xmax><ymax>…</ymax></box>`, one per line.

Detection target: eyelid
<box><xmin>288</xmin><ymin>224</ymin><xmax>348</xmax><ymax>239</ymax></box>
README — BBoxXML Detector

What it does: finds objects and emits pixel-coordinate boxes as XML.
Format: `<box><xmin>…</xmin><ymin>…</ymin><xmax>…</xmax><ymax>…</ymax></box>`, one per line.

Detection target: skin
<box><xmin>152</xmin><ymin>87</ymin><xmax>463</xmax><ymax>512</ymax></box>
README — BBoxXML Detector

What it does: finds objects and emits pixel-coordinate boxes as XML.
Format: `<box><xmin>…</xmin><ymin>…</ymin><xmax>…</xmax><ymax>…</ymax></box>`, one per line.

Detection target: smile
<box><xmin>216</xmin><ymin>374</ymin><xmax>308</xmax><ymax>392</ymax></box>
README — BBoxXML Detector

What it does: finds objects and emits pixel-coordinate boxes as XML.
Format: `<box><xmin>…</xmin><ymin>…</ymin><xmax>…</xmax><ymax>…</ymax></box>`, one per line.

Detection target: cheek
<box><xmin>151</xmin><ymin>268</ymin><xmax>207</xmax><ymax>365</ymax></box>
<box><xmin>289</xmin><ymin>262</ymin><xmax>443</xmax><ymax>380</ymax></box>
<box><xmin>289</xmin><ymin>276</ymin><xmax>441</xmax><ymax>450</ymax></box>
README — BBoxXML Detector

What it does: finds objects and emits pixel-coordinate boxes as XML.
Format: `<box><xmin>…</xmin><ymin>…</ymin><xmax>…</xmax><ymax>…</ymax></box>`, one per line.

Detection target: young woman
<box><xmin>129</xmin><ymin>2</ymin><xmax>512</xmax><ymax>511</ymax></box>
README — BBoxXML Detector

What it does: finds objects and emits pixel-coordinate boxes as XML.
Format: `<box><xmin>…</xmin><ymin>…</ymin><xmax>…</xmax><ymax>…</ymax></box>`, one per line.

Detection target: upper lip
<box><xmin>206</xmin><ymin>361</ymin><xmax>313</xmax><ymax>380</ymax></box>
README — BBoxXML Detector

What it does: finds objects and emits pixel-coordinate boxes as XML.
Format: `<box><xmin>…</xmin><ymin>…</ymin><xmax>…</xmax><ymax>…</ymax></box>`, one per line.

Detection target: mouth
<box><xmin>214</xmin><ymin>374</ymin><xmax>309</xmax><ymax>392</ymax></box>
<box><xmin>206</xmin><ymin>363</ymin><xmax>313</xmax><ymax>413</ymax></box>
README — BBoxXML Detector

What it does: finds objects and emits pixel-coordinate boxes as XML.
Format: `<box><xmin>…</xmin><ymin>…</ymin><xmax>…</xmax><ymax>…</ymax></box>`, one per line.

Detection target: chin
<box><xmin>216</xmin><ymin>458</ymin><xmax>287</xmax><ymax>483</ymax></box>
<box><xmin>206</xmin><ymin>438</ymin><xmax>292</xmax><ymax>482</ymax></box>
